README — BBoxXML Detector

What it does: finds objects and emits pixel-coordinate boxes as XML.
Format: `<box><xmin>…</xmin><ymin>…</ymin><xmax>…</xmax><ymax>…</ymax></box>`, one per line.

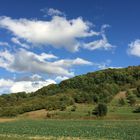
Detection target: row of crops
<box><xmin>0</xmin><ymin>119</ymin><xmax>140</xmax><ymax>140</ymax></box>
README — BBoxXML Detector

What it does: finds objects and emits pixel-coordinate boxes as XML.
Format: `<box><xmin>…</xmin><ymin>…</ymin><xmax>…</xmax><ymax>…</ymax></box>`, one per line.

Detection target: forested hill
<box><xmin>0</xmin><ymin>65</ymin><xmax>140</xmax><ymax>117</ymax></box>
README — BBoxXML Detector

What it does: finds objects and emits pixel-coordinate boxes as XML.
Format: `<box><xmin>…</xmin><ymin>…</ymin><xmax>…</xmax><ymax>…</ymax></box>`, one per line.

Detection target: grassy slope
<box><xmin>19</xmin><ymin>104</ymin><xmax>140</xmax><ymax>120</ymax></box>
<box><xmin>17</xmin><ymin>91</ymin><xmax>140</xmax><ymax>120</ymax></box>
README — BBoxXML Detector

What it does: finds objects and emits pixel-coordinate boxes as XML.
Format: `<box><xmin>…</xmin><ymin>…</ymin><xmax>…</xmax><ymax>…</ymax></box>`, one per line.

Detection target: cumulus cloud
<box><xmin>0</xmin><ymin>49</ymin><xmax>92</xmax><ymax>76</ymax></box>
<box><xmin>0</xmin><ymin>76</ymin><xmax>56</xmax><ymax>93</ymax></box>
<box><xmin>83</xmin><ymin>34</ymin><xmax>113</xmax><ymax>51</ymax></box>
<box><xmin>0</xmin><ymin>79</ymin><xmax>13</xmax><ymax>87</ymax></box>
<box><xmin>128</xmin><ymin>39</ymin><xmax>140</xmax><ymax>57</ymax></box>
<box><xmin>10</xmin><ymin>79</ymin><xmax>56</xmax><ymax>93</ymax></box>
<box><xmin>83</xmin><ymin>25</ymin><xmax>114</xmax><ymax>51</ymax></box>
<box><xmin>0</xmin><ymin>16</ymin><xmax>98</xmax><ymax>52</ymax></box>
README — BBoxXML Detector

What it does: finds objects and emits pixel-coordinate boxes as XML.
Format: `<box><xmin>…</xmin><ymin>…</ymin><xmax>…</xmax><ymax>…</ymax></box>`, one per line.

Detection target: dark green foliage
<box><xmin>126</xmin><ymin>91</ymin><xmax>136</xmax><ymax>106</ymax></box>
<box><xmin>133</xmin><ymin>106</ymin><xmax>140</xmax><ymax>113</ymax></box>
<box><xmin>118</xmin><ymin>98</ymin><xmax>126</xmax><ymax>106</ymax></box>
<box><xmin>136</xmin><ymin>85</ymin><xmax>140</xmax><ymax>97</ymax></box>
<box><xmin>93</xmin><ymin>94</ymin><xmax>99</xmax><ymax>103</ymax></box>
<box><xmin>0</xmin><ymin>107</ymin><xmax>18</xmax><ymax>117</ymax></box>
<box><xmin>60</xmin><ymin>103</ymin><xmax>66</xmax><ymax>111</ymax></box>
<box><xmin>71</xmin><ymin>105</ymin><xmax>77</xmax><ymax>112</ymax></box>
<box><xmin>92</xmin><ymin>103</ymin><xmax>108</xmax><ymax>117</ymax></box>
<box><xmin>87</xmin><ymin>111</ymin><xmax>91</xmax><ymax>116</ymax></box>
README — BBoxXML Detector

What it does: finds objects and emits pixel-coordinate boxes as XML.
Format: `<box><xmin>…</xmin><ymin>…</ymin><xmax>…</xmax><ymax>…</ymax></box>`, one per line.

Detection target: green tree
<box><xmin>127</xmin><ymin>94</ymin><xmax>136</xmax><ymax>106</ymax></box>
<box><xmin>92</xmin><ymin>103</ymin><xmax>108</xmax><ymax>117</ymax></box>
<box><xmin>136</xmin><ymin>85</ymin><xmax>140</xmax><ymax>97</ymax></box>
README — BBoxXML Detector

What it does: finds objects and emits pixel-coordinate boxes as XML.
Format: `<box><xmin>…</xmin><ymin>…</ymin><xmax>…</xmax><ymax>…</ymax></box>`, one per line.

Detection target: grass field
<box><xmin>0</xmin><ymin>119</ymin><xmax>140</xmax><ymax>140</ymax></box>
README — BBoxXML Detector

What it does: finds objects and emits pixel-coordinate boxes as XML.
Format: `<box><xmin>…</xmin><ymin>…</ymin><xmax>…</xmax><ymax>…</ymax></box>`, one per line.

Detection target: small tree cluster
<box><xmin>126</xmin><ymin>90</ymin><xmax>136</xmax><ymax>106</ymax></box>
<box><xmin>71</xmin><ymin>105</ymin><xmax>77</xmax><ymax>112</ymax></box>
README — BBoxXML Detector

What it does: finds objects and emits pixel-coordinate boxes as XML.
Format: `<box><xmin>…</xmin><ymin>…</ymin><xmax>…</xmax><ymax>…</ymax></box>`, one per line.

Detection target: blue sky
<box><xmin>0</xmin><ymin>0</ymin><xmax>140</xmax><ymax>94</ymax></box>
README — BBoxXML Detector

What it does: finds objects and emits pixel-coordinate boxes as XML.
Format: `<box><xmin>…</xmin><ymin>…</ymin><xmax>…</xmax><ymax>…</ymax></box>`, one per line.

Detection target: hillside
<box><xmin>0</xmin><ymin>65</ymin><xmax>140</xmax><ymax>117</ymax></box>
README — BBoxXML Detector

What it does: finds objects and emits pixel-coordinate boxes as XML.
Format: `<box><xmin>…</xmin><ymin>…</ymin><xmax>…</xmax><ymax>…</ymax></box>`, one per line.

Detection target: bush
<box><xmin>127</xmin><ymin>94</ymin><xmax>136</xmax><ymax>106</ymax></box>
<box><xmin>0</xmin><ymin>107</ymin><xmax>18</xmax><ymax>117</ymax></box>
<box><xmin>92</xmin><ymin>103</ymin><xmax>108</xmax><ymax>117</ymax></box>
<box><xmin>87</xmin><ymin>111</ymin><xmax>91</xmax><ymax>116</ymax></box>
<box><xmin>133</xmin><ymin>106</ymin><xmax>140</xmax><ymax>113</ymax></box>
<box><xmin>93</xmin><ymin>94</ymin><xmax>99</xmax><ymax>103</ymax></box>
<box><xmin>118</xmin><ymin>98</ymin><xmax>125</xmax><ymax>106</ymax></box>
<box><xmin>60</xmin><ymin>103</ymin><xmax>66</xmax><ymax>111</ymax></box>
<box><xmin>71</xmin><ymin>105</ymin><xmax>77</xmax><ymax>112</ymax></box>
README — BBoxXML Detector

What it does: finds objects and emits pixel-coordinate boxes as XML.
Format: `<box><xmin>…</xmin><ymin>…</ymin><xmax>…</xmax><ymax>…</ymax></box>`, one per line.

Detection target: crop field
<box><xmin>0</xmin><ymin>119</ymin><xmax>140</xmax><ymax>140</ymax></box>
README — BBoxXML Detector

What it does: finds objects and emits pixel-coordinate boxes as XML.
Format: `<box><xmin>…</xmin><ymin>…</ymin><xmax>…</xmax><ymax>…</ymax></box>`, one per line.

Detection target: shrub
<box><xmin>133</xmin><ymin>106</ymin><xmax>140</xmax><ymax>113</ymax></box>
<box><xmin>60</xmin><ymin>103</ymin><xmax>66</xmax><ymax>111</ymax></box>
<box><xmin>92</xmin><ymin>103</ymin><xmax>108</xmax><ymax>117</ymax></box>
<box><xmin>127</xmin><ymin>94</ymin><xmax>136</xmax><ymax>106</ymax></box>
<box><xmin>71</xmin><ymin>105</ymin><xmax>77</xmax><ymax>112</ymax></box>
<box><xmin>87</xmin><ymin>111</ymin><xmax>91</xmax><ymax>116</ymax></box>
<box><xmin>93</xmin><ymin>94</ymin><xmax>99</xmax><ymax>103</ymax></box>
<box><xmin>0</xmin><ymin>107</ymin><xmax>18</xmax><ymax>117</ymax></box>
<box><xmin>118</xmin><ymin>98</ymin><xmax>125</xmax><ymax>106</ymax></box>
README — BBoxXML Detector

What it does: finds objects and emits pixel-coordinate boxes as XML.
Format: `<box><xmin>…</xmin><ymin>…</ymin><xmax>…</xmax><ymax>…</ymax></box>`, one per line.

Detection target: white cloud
<box><xmin>83</xmin><ymin>34</ymin><xmax>113</xmax><ymax>51</ymax></box>
<box><xmin>41</xmin><ymin>8</ymin><xmax>65</xmax><ymax>17</ymax></box>
<box><xmin>15</xmin><ymin>74</ymin><xmax>44</xmax><ymax>82</ymax></box>
<box><xmin>93</xmin><ymin>59</ymin><xmax>111</xmax><ymax>70</ymax></box>
<box><xmin>128</xmin><ymin>39</ymin><xmax>140</xmax><ymax>57</ymax></box>
<box><xmin>83</xmin><ymin>25</ymin><xmax>114</xmax><ymax>51</ymax></box>
<box><xmin>52</xmin><ymin>58</ymin><xmax>93</xmax><ymax>68</ymax></box>
<box><xmin>10</xmin><ymin>79</ymin><xmax>56</xmax><ymax>93</ymax></box>
<box><xmin>11</xmin><ymin>37</ymin><xmax>30</xmax><ymax>48</ymax></box>
<box><xmin>0</xmin><ymin>76</ymin><xmax>56</xmax><ymax>93</ymax></box>
<box><xmin>0</xmin><ymin>16</ymin><xmax>98</xmax><ymax>52</ymax></box>
<box><xmin>0</xmin><ymin>41</ymin><xmax>9</xmax><ymax>47</ymax></box>
<box><xmin>0</xmin><ymin>49</ymin><xmax>92</xmax><ymax>76</ymax></box>
<box><xmin>0</xmin><ymin>79</ymin><xmax>13</xmax><ymax>87</ymax></box>
<box><xmin>55</xmin><ymin>76</ymin><xmax>69</xmax><ymax>82</ymax></box>
<box><xmin>108</xmin><ymin>66</ymin><xmax>122</xmax><ymax>69</ymax></box>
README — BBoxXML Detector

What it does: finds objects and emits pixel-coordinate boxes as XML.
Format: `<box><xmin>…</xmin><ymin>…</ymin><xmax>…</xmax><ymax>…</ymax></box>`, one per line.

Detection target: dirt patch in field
<box><xmin>114</xmin><ymin>91</ymin><xmax>126</xmax><ymax>99</ymax></box>
<box><xmin>19</xmin><ymin>109</ymin><xmax>47</xmax><ymax>119</ymax></box>
<box><xmin>0</xmin><ymin>118</ymin><xmax>16</xmax><ymax>123</ymax></box>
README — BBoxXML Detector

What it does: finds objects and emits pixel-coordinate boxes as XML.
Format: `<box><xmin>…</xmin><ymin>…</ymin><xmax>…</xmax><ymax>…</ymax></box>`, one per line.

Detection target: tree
<box><xmin>127</xmin><ymin>94</ymin><xmax>136</xmax><ymax>106</ymax></box>
<box><xmin>92</xmin><ymin>103</ymin><xmax>108</xmax><ymax>117</ymax></box>
<box><xmin>136</xmin><ymin>85</ymin><xmax>140</xmax><ymax>97</ymax></box>
<box><xmin>93</xmin><ymin>94</ymin><xmax>99</xmax><ymax>103</ymax></box>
